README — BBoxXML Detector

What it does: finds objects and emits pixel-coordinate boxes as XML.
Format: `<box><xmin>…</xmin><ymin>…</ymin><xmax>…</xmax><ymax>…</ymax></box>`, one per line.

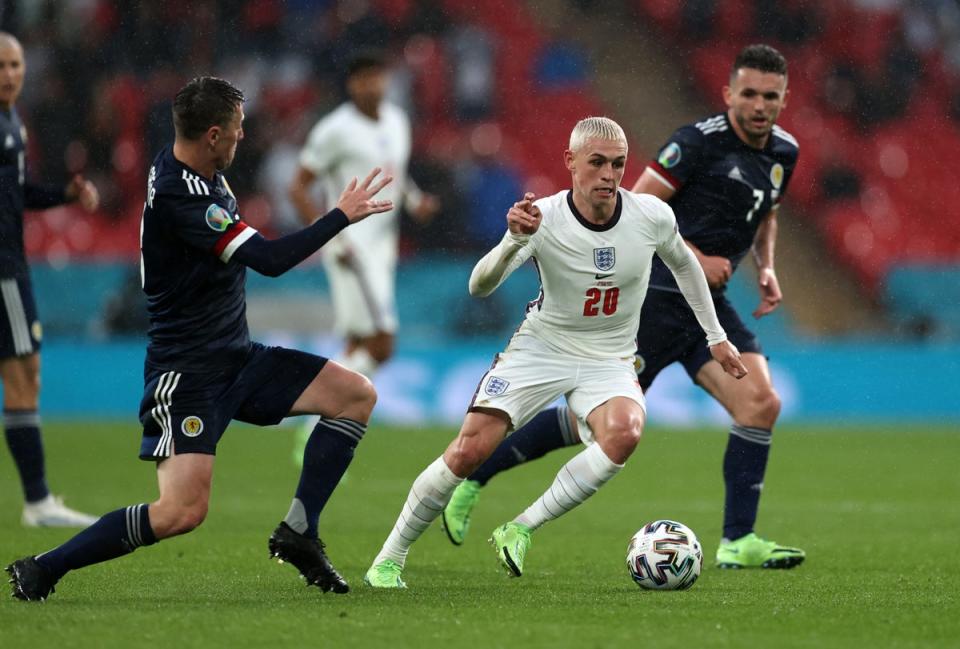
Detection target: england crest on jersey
<box><xmin>485</xmin><ymin>376</ymin><xmax>510</xmax><ymax>396</ymax></box>
<box><xmin>594</xmin><ymin>247</ymin><xmax>616</xmax><ymax>271</ymax></box>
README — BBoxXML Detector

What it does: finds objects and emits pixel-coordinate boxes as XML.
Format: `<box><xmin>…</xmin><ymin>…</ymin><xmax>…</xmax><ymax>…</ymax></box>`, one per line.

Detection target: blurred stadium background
<box><xmin>3</xmin><ymin>0</ymin><xmax>958</xmax><ymax>426</ymax></box>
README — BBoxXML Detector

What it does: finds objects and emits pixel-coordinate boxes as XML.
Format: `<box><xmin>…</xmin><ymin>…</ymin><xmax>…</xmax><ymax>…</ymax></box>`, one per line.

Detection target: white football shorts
<box><xmin>322</xmin><ymin>235</ymin><xmax>398</xmax><ymax>337</ymax></box>
<box><xmin>470</xmin><ymin>333</ymin><xmax>646</xmax><ymax>444</ymax></box>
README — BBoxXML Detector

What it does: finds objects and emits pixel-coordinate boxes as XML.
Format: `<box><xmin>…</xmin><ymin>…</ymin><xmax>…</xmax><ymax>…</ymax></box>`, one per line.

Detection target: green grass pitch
<box><xmin>1</xmin><ymin>421</ymin><xmax>957</xmax><ymax>648</ymax></box>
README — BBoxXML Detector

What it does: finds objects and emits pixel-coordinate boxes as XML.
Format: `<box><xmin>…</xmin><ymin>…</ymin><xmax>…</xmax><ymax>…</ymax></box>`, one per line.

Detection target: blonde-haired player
<box><xmin>364</xmin><ymin>117</ymin><xmax>747</xmax><ymax>587</ymax></box>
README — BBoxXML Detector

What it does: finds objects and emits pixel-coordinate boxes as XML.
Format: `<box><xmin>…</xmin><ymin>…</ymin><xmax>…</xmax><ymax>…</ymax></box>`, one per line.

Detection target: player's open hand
<box><xmin>337</xmin><ymin>167</ymin><xmax>394</xmax><ymax>223</ymax></box>
<box><xmin>709</xmin><ymin>340</ymin><xmax>748</xmax><ymax>379</ymax></box>
<box><xmin>65</xmin><ymin>174</ymin><xmax>99</xmax><ymax>212</ymax></box>
<box><xmin>507</xmin><ymin>192</ymin><xmax>541</xmax><ymax>236</ymax></box>
<box><xmin>752</xmin><ymin>267</ymin><xmax>782</xmax><ymax>319</ymax></box>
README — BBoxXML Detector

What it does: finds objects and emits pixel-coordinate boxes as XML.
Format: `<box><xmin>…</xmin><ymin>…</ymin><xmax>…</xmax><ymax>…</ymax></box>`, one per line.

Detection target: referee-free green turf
<box><xmin>1</xmin><ymin>421</ymin><xmax>957</xmax><ymax>648</ymax></box>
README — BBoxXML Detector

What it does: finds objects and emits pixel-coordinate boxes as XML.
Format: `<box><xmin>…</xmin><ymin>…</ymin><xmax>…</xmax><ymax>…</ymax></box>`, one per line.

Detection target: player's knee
<box><xmin>332</xmin><ymin>371</ymin><xmax>376</xmax><ymax>422</ymax></box>
<box><xmin>737</xmin><ymin>386</ymin><xmax>782</xmax><ymax>428</ymax></box>
<box><xmin>350</xmin><ymin>373</ymin><xmax>377</xmax><ymax>416</ymax></box>
<box><xmin>611</xmin><ymin>417</ymin><xmax>643</xmax><ymax>449</ymax></box>
<box><xmin>747</xmin><ymin>386</ymin><xmax>781</xmax><ymax>426</ymax></box>
<box><xmin>2</xmin><ymin>369</ymin><xmax>40</xmax><ymax>406</ymax></box>
<box><xmin>446</xmin><ymin>431</ymin><xmax>497</xmax><ymax>475</ymax></box>
<box><xmin>171</xmin><ymin>503</ymin><xmax>209</xmax><ymax>536</ymax></box>
<box><xmin>600</xmin><ymin>414</ymin><xmax>643</xmax><ymax>460</ymax></box>
<box><xmin>446</xmin><ymin>443</ymin><xmax>486</xmax><ymax>475</ymax></box>
<box><xmin>25</xmin><ymin>366</ymin><xmax>40</xmax><ymax>392</ymax></box>
<box><xmin>150</xmin><ymin>499</ymin><xmax>208</xmax><ymax>538</ymax></box>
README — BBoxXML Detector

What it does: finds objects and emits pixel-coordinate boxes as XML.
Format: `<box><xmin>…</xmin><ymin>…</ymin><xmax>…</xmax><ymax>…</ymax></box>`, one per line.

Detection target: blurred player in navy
<box><xmin>442</xmin><ymin>44</ymin><xmax>805</xmax><ymax>569</ymax></box>
<box><xmin>0</xmin><ymin>32</ymin><xmax>101</xmax><ymax>527</ymax></box>
<box><xmin>6</xmin><ymin>76</ymin><xmax>393</xmax><ymax>600</ymax></box>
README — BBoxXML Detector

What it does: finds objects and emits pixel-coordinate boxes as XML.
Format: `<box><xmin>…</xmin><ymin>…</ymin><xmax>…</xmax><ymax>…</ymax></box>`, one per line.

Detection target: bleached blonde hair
<box><xmin>569</xmin><ymin>116</ymin><xmax>628</xmax><ymax>152</ymax></box>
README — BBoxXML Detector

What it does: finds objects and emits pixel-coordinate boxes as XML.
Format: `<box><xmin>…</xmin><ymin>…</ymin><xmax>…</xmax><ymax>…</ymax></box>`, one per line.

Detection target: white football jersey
<box><xmin>506</xmin><ymin>189</ymin><xmax>703</xmax><ymax>359</ymax></box>
<box><xmin>298</xmin><ymin>101</ymin><xmax>412</xmax><ymax>250</ymax></box>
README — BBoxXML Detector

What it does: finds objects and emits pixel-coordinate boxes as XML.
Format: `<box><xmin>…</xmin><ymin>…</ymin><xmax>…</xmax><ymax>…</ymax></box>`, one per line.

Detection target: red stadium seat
<box><xmin>633</xmin><ymin>0</ymin><xmax>682</xmax><ymax>32</ymax></box>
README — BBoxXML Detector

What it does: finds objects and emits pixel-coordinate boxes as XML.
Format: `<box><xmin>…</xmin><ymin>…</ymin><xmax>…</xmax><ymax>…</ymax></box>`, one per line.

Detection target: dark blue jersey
<box><xmin>645</xmin><ymin>112</ymin><xmax>799</xmax><ymax>293</ymax></box>
<box><xmin>0</xmin><ymin>108</ymin><xmax>67</xmax><ymax>279</ymax></box>
<box><xmin>141</xmin><ymin>146</ymin><xmax>259</xmax><ymax>371</ymax></box>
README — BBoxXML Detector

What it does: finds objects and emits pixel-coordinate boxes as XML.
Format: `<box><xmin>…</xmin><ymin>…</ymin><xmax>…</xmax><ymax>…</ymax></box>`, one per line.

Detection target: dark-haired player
<box><xmin>0</xmin><ymin>32</ymin><xmax>100</xmax><ymax>527</ymax></box>
<box><xmin>289</xmin><ymin>51</ymin><xmax>438</xmax><ymax>463</ymax></box>
<box><xmin>7</xmin><ymin>76</ymin><xmax>393</xmax><ymax>600</ymax></box>
<box><xmin>442</xmin><ymin>44</ymin><xmax>805</xmax><ymax>569</ymax></box>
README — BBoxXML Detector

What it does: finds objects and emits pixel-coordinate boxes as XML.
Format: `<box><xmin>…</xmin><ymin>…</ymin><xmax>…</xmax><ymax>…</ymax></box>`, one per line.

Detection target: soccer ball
<box><xmin>626</xmin><ymin>520</ymin><xmax>703</xmax><ymax>590</ymax></box>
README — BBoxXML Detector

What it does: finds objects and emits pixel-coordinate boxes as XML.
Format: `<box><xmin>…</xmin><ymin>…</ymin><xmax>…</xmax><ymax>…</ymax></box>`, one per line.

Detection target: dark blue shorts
<box><xmin>138</xmin><ymin>342</ymin><xmax>327</xmax><ymax>460</ymax></box>
<box><xmin>0</xmin><ymin>276</ymin><xmax>41</xmax><ymax>360</ymax></box>
<box><xmin>635</xmin><ymin>288</ymin><xmax>762</xmax><ymax>390</ymax></box>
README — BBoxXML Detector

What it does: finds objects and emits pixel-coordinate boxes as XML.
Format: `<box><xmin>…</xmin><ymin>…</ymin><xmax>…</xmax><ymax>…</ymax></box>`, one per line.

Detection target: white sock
<box><xmin>339</xmin><ymin>347</ymin><xmax>378</xmax><ymax>378</ymax></box>
<box><xmin>515</xmin><ymin>443</ymin><xmax>623</xmax><ymax>531</ymax></box>
<box><xmin>373</xmin><ymin>456</ymin><xmax>463</xmax><ymax>568</ymax></box>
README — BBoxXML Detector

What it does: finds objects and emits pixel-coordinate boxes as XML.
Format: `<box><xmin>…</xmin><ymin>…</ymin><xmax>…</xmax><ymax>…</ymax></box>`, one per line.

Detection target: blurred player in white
<box><xmin>290</xmin><ymin>51</ymin><xmax>437</xmax><ymax>373</ymax></box>
<box><xmin>364</xmin><ymin>117</ymin><xmax>747</xmax><ymax>588</ymax></box>
<box><xmin>289</xmin><ymin>51</ymin><xmax>437</xmax><ymax>459</ymax></box>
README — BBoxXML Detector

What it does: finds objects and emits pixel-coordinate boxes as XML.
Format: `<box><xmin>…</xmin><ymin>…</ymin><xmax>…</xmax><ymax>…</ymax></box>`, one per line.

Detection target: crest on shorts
<box><xmin>205</xmin><ymin>204</ymin><xmax>233</xmax><ymax>232</ymax></box>
<box><xmin>485</xmin><ymin>376</ymin><xmax>510</xmax><ymax>396</ymax></box>
<box><xmin>594</xmin><ymin>247</ymin><xmax>616</xmax><ymax>271</ymax></box>
<box><xmin>181</xmin><ymin>416</ymin><xmax>204</xmax><ymax>438</ymax></box>
<box><xmin>634</xmin><ymin>354</ymin><xmax>646</xmax><ymax>375</ymax></box>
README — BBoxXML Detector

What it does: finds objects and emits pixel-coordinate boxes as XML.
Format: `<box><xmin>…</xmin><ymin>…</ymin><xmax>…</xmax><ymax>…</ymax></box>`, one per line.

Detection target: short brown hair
<box><xmin>172</xmin><ymin>77</ymin><xmax>245</xmax><ymax>140</ymax></box>
<box><xmin>731</xmin><ymin>44</ymin><xmax>788</xmax><ymax>78</ymax></box>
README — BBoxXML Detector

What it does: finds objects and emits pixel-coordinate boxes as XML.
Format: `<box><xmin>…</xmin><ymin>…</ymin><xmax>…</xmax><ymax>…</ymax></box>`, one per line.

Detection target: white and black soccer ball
<box><xmin>626</xmin><ymin>520</ymin><xmax>703</xmax><ymax>590</ymax></box>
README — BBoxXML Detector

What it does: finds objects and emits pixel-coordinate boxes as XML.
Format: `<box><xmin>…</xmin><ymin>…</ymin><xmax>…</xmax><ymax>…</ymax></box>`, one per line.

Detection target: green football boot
<box><xmin>490</xmin><ymin>522</ymin><xmax>532</xmax><ymax>577</ymax></box>
<box><xmin>363</xmin><ymin>559</ymin><xmax>407</xmax><ymax>588</ymax></box>
<box><xmin>716</xmin><ymin>532</ymin><xmax>805</xmax><ymax>569</ymax></box>
<box><xmin>442</xmin><ymin>480</ymin><xmax>482</xmax><ymax>545</ymax></box>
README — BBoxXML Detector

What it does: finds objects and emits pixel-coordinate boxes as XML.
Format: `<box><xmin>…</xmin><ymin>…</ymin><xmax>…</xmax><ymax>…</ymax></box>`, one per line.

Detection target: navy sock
<box><xmin>722</xmin><ymin>425</ymin><xmax>772</xmax><ymax>541</ymax></box>
<box><xmin>470</xmin><ymin>406</ymin><xmax>578</xmax><ymax>486</ymax></box>
<box><xmin>284</xmin><ymin>417</ymin><xmax>365</xmax><ymax>539</ymax></box>
<box><xmin>35</xmin><ymin>504</ymin><xmax>157</xmax><ymax>580</ymax></box>
<box><xmin>4</xmin><ymin>409</ymin><xmax>49</xmax><ymax>502</ymax></box>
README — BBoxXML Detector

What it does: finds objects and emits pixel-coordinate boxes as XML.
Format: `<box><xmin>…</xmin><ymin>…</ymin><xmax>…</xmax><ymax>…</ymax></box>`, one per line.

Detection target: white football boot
<box><xmin>22</xmin><ymin>494</ymin><xmax>99</xmax><ymax>527</ymax></box>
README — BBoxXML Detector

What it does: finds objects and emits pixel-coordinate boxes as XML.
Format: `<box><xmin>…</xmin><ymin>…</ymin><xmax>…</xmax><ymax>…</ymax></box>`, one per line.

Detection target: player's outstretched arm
<box><xmin>230</xmin><ymin>169</ymin><xmax>392</xmax><ymax>277</ymax></box>
<box><xmin>22</xmin><ymin>173</ymin><xmax>93</xmax><ymax>212</ymax></box>
<box><xmin>468</xmin><ymin>193</ymin><xmax>540</xmax><ymax>297</ymax></box>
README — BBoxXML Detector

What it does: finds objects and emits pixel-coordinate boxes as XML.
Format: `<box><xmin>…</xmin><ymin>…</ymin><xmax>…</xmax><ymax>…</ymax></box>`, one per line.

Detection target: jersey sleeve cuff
<box><xmin>706</xmin><ymin>331</ymin><xmax>728</xmax><ymax>346</ymax></box>
<box><xmin>325</xmin><ymin>208</ymin><xmax>349</xmax><ymax>228</ymax></box>
<box><xmin>504</xmin><ymin>230</ymin><xmax>531</xmax><ymax>246</ymax></box>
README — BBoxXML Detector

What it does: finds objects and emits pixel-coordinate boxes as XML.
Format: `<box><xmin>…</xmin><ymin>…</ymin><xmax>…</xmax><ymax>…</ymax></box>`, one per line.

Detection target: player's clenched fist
<box><xmin>65</xmin><ymin>174</ymin><xmax>99</xmax><ymax>212</ymax></box>
<box><xmin>507</xmin><ymin>192</ymin><xmax>541</xmax><ymax>236</ymax></box>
